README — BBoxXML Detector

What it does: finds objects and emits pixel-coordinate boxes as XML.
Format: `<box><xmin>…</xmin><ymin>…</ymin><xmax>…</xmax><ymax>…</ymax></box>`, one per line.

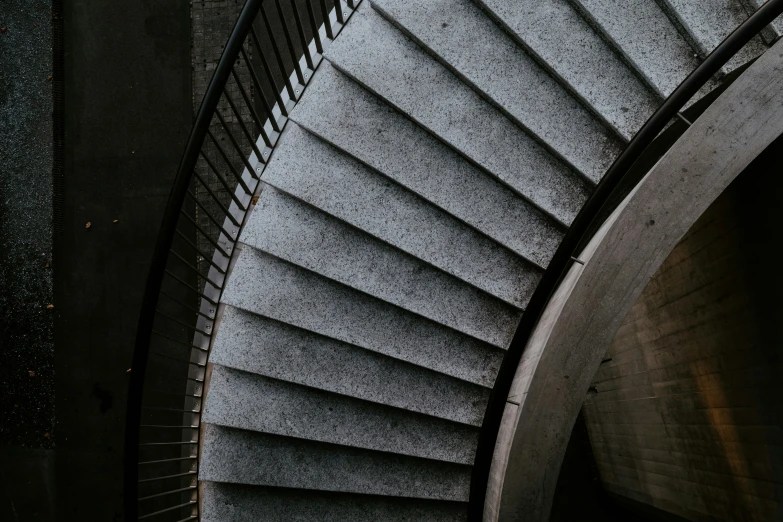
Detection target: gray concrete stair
<box><xmin>370</xmin><ymin>0</ymin><xmax>623</xmax><ymax>183</ymax></box>
<box><xmin>209</xmin><ymin>307</ymin><xmax>491</xmax><ymax>425</ymax></box>
<box><xmin>325</xmin><ymin>3</ymin><xmax>592</xmax><ymax>225</ymax></box>
<box><xmin>243</xmin><ymin>185</ymin><xmax>521</xmax><ymax>346</ymax></box>
<box><xmin>221</xmin><ymin>247</ymin><xmax>504</xmax><ymax>386</ymax></box>
<box><xmin>199</xmin><ymin>0</ymin><xmax>778</xmax><ymax>517</ymax></box>
<box><xmin>200</xmin><ymin>424</ymin><xmax>471</xmax><ymax>500</ymax></box>
<box><xmin>571</xmin><ymin>0</ymin><xmax>702</xmax><ymax>97</ymax></box>
<box><xmin>476</xmin><ymin>0</ymin><xmax>660</xmax><ymax>140</ymax></box>
<box><xmin>202</xmin><ymin>482</ymin><xmax>468</xmax><ymax>522</ymax></box>
<box><xmin>658</xmin><ymin>0</ymin><xmax>768</xmax><ymax>71</ymax></box>
<box><xmin>263</xmin><ymin>122</ymin><xmax>544</xmax><ymax>307</ymax></box>
<box><xmin>203</xmin><ymin>364</ymin><xmax>479</xmax><ymax>463</ymax></box>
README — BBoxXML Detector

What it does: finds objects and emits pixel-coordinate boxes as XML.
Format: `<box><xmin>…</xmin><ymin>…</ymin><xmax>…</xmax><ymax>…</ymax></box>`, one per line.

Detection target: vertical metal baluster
<box><xmin>319</xmin><ymin>0</ymin><xmax>334</xmax><ymax>39</ymax></box>
<box><xmin>333</xmin><ymin>0</ymin><xmax>344</xmax><ymax>25</ymax></box>
<box><xmin>248</xmin><ymin>27</ymin><xmax>290</xmax><ymax>117</ymax></box>
<box><xmin>239</xmin><ymin>46</ymin><xmax>283</xmax><ymax>128</ymax></box>
<box><xmin>259</xmin><ymin>5</ymin><xmax>297</xmax><ymax>100</ymax></box>
<box><xmin>290</xmin><ymin>0</ymin><xmax>315</xmax><ymax>70</ymax></box>
<box><xmin>231</xmin><ymin>67</ymin><xmax>273</xmax><ymax>148</ymax></box>
<box><xmin>211</xmin><ymin>110</ymin><xmax>259</xmax><ymax>177</ymax></box>
<box><xmin>273</xmin><ymin>0</ymin><xmax>306</xmax><ymax>85</ymax></box>
<box><xmin>304</xmin><ymin>0</ymin><xmax>324</xmax><ymax>53</ymax></box>
<box><xmin>222</xmin><ymin>90</ymin><xmax>266</xmax><ymax>167</ymax></box>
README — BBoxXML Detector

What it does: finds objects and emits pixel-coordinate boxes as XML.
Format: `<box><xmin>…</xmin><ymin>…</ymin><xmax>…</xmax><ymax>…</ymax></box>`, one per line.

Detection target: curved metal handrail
<box><xmin>468</xmin><ymin>1</ymin><xmax>783</xmax><ymax>519</ymax></box>
<box><xmin>124</xmin><ymin>0</ymin><xmax>356</xmax><ymax>519</ymax></box>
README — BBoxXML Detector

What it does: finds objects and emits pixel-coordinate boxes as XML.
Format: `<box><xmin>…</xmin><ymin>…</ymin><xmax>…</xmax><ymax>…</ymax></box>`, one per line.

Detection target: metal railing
<box><xmin>123</xmin><ymin>0</ymin><xmax>360</xmax><ymax>519</ymax></box>
<box><xmin>468</xmin><ymin>1</ymin><xmax>783</xmax><ymax>519</ymax></box>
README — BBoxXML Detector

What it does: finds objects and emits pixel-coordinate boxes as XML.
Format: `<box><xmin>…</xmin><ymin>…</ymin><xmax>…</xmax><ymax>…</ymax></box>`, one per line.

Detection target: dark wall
<box><xmin>55</xmin><ymin>0</ymin><xmax>191</xmax><ymax>519</ymax></box>
<box><xmin>583</xmin><ymin>133</ymin><xmax>783</xmax><ymax>521</ymax></box>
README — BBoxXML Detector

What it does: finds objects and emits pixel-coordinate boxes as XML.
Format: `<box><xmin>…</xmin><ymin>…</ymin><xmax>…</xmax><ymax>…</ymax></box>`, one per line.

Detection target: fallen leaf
<box><xmin>46</xmin><ymin>304</ymin><xmax>54</xmax><ymax>309</ymax></box>
<box><xmin>46</xmin><ymin>75</ymin><xmax>53</xmax><ymax>82</ymax></box>
<box><xmin>126</xmin><ymin>368</ymin><xmax>132</xmax><ymax>373</ymax></box>
<box><xmin>0</xmin><ymin>27</ymin><xmax>6</xmax><ymax>34</ymax></box>
<box><xmin>251</xmin><ymin>195</ymin><xmax>260</xmax><ymax>205</ymax></box>
<box><xmin>28</xmin><ymin>371</ymin><xmax>36</xmax><ymax>377</ymax></box>
<box><xmin>45</xmin><ymin>263</ymin><xmax>50</xmax><ymax>268</ymax></box>
<box><xmin>44</xmin><ymin>432</ymin><xmax>51</xmax><ymax>439</ymax></box>
<box><xmin>112</xmin><ymin>219</ymin><xmax>119</xmax><ymax>223</ymax></box>
<box><xmin>85</xmin><ymin>222</ymin><xmax>91</xmax><ymax>229</ymax></box>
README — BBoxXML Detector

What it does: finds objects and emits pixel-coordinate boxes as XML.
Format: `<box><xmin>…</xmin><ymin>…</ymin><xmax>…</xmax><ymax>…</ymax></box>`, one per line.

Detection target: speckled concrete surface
<box><xmin>263</xmin><ymin>123</ymin><xmax>542</xmax><ymax>307</ymax></box>
<box><xmin>202</xmin><ymin>481</ymin><xmax>468</xmax><ymax>522</ymax></box>
<box><xmin>221</xmin><ymin>247</ymin><xmax>503</xmax><ymax>386</ymax></box>
<box><xmin>199</xmin><ymin>424</ymin><xmax>472</xmax><ymax>500</ymax></box>
<box><xmin>325</xmin><ymin>4</ymin><xmax>591</xmax><ymax>225</ymax></box>
<box><xmin>476</xmin><ymin>0</ymin><xmax>659</xmax><ymax>140</ymax></box>
<box><xmin>573</xmin><ymin>0</ymin><xmax>702</xmax><ymax>97</ymax></box>
<box><xmin>209</xmin><ymin>306</ymin><xmax>490</xmax><ymax>424</ymax></box>
<box><xmin>371</xmin><ymin>0</ymin><xmax>622</xmax><ymax>183</ymax></box>
<box><xmin>0</xmin><ymin>0</ymin><xmax>54</xmax><ymax>449</ymax></box>
<box><xmin>203</xmin><ymin>364</ymin><xmax>479</xmax><ymax>463</ymax></box>
<box><xmin>291</xmin><ymin>63</ymin><xmax>565</xmax><ymax>260</ymax></box>
<box><xmin>243</xmin><ymin>187</ymin><xmax>520</xmax><ymax>347</ymax></box>
<box><xmin>659</xmin><ymin>0</ymin><xmax>769</xmax><ymax>71</ymax></box>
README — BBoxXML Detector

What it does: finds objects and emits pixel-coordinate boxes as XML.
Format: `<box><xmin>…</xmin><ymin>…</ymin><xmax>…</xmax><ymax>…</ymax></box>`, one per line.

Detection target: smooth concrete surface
<box><xmin>489</xmin><ymin>38</ymin><xmax>783</xmax><ymax>521</ymax></box>
<box><xmin>583</xmin><ymin>132</ymin><xmax>783</xmax><ymax>521</ymax></box>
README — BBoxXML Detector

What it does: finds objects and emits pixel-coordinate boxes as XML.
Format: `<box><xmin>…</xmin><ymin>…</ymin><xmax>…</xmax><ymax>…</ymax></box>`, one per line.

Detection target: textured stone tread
<box><xmin>371</xmin><ymin>0</ymin><xmax>622</xmax><ymax>183</ymax></box>
<box><xmin>203</xmin><ymin>364</ymin><xmax>479</xmax><ymax>463</ymax></box>
<box><xmin>243</xmin><ymin>185</ymin><xmax>520</xmax><ymax>346</ymax></box>
<box><xmin>202</xmin><ymin>482</ymin><xmax>468</xmax><ymax>521</ymax></box>
<box><xmin>200</xmin><ymin>424</ymin><xmax>472</xmax><ymax>501</ymax></box>
<box><xmin>658</xmin><ymin>0</ymin><xmax>768</xmax><ymax>71</ymax></box>
<box><xmin>476</xmin><ymin>0</ymin><xmax>659</xmax><ymax>140</ymax></box>
<box><xmin>572</xmin><ymin>0</ymin><xmax>701</xmax><ymax>97</ymax></box>
<box><xmin>210</xmin><ymin>307</ymin><xmax>491</xmax><ymax>424</ymax></box>
<box><xmin>291</xmin><ymin>65</ymin><xmax>566</xmax><ymax>256</ymax></box>
<box><xmin>221</xmin><ymin>247</ymin><xmax>504</xmax><ymax>387</ymax></box>
<box><xmin>325</xmin><ymin>3</ymin><xmax>592</xmax><ymax>225</ymax></box>
<box><xmin>263</xmin><ymin>122</ymin><xmax>543</xmax><ymax>307</ymax></box>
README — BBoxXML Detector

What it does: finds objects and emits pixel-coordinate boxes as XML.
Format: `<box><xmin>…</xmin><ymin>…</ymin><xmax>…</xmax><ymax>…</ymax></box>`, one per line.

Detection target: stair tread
<box><xmin>476</xmin><ymin>0</ymin><xmax>659</xmax><ymax>140</ymax></box>
<box><xmin>573</xmin><ymin>0</ymin><xmax>702</xmax><ymax>97</ymax></box>
<box><xmin>263</xmin><ymin>122</ymin><xmax>543</xmax><ymax>308</ymax></box>
<box><xmin>210</xmin><ymin>307</ymin><xmax>491</xmax><ymax>425</ymax></box>
<box><xmin>203</xmin><ymin>364</ymin><xmax>479</xmax><ymax>463</ymax></box>
<box><xmin>291</xmin><ymin>64</ymin><xmax>564</xmax><ymax>261</ymax></box>
<box><xmin>660</xmin><ymin>0</ymin><xmax>768</xmax><ymax>72</ymax></box>
<box><xmin>325</xmin><ymin>3</ymin><xmax>592</xmax><ymax>225</ymax></box>
<box><xmin>200</xmin><ymin>424</ymin><xmax>472</xmax><ymax>501</ymax></box>
<box><xmin>202</xmin><ymin>482</ymin><xmax>468</xmax><ymax>522</ymax></box>
<box><xmin>221</xmin><ymin>247</ymin><xmax>503</xmax><ymax>386</ymax></box>
<box><xmin>243</xmin><ymin>186</ymin><xmax>520</xmax><ymax>346</ymax></box>
<box><xmin>371</xmin><ymin>0</ymin><xmax>622</xmax><ymax>183</ymax></box>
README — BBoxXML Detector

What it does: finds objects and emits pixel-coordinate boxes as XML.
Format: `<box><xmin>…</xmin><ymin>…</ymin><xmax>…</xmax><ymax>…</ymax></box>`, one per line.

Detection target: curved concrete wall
<box><xmin>584</xmin><ymin>131</ymin><xmax>783</xmax><ymax>521</ymax></box>
<box><xmin>488</xmin><ymin>38</ymin><xmax>783</xmax><ymax>521</ymax></box>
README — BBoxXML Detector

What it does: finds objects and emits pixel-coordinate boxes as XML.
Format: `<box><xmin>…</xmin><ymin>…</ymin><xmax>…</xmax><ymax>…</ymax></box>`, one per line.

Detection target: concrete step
<box><xmin>370</xmin><ymin>0</ymin><xmax>622</xmax><ymax>184</ymax></box>
<box><xmin>658</xmin><ymin>0</ymin><xmax>768</xmax><ymax>72</ymax></box>
<box><xmin>210</xmin><ymin>307</ymin><xmax>491</xmax><ymax>425</ymax></box>
<box><xmin>221</xmin><ymin>247</ymin><xmax>504</xmax><ymax>386</ymax></box>
<box><xmin>324</xmin><ymin>3</ymin><xmax>592</xmax><ymax>225</ymax></box>
<box><xmin>263</xmin><ymin>123</ymin><xmax>543</xmax><ymax>308</ymax></box>
<box><xmin>290</xmin><ymin>66</ymin><xmax>564</xmax><ymax>260</ymax></box>
<box><xmin>476</xmin><ymin>0</ymin><xmax>660</xmax><ymax>140</ymax></box>
<box><xmin>243</xmin><ymin>186</ymin><xmax>520</xmax><ymax>347</ymax></box>
<box><xmin>200</xmin><ymin>424</ymin><xmax>472</xmax><ymax>501</ymax></box>
<box><xmin>203</xmin><ymin>364</ymin><xmax>479</xmax><ymax>463</ymax></box>
<box><xmin>202</xmin><ymin>482</ymin><xmax>468</xmax><ymax>522</ymax></box>
<box><xmin>571</xmin><ymin>0</ymin><xmax>702</xmax><ymax>97</ymax></box>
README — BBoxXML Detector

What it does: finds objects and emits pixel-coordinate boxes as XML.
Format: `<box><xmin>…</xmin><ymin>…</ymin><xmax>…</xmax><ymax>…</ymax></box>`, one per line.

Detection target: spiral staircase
<box><xmin>162</xmin><ymin>0</ymin><xmax>782</xmax><ymax>519</ymax></box>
